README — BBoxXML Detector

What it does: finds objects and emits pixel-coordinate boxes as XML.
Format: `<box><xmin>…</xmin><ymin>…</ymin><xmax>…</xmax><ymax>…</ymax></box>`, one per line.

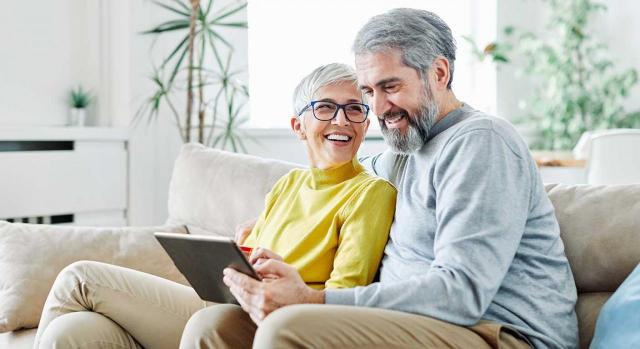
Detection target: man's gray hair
<box><xmin>292</xmin><ymin>63</ymin><xmax>363</xmax><ymax>116</ymax></box>
<box><xmin>353</xmin><ymin>8</ymin><xmax>457</xmax><ymax>89</ymax></box>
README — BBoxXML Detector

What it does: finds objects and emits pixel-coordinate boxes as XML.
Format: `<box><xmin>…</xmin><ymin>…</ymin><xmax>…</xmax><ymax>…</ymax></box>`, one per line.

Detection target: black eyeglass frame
<box><xmin>297</xmin><ymin>100</ymin><xmax>370</xmax><ymax>123</ymax></box>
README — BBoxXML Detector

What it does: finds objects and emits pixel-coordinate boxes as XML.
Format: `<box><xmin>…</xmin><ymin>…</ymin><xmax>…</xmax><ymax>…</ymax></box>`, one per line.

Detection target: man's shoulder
<box><xmin>453</xmin><ymin>112</ymin><xmax>518</xmax><ymax>138</ymax></box>
<box><xmin>446</xmin><ymin>112</ymin><xmax>528</xmax><ymax>158</ymax></box>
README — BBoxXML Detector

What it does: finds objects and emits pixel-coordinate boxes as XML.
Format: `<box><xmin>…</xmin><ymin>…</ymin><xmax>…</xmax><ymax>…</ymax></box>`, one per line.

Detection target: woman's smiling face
<box><xmin>292</xmin><ymin>81</ymin><xmax>370</xmax><ymax>169</ymax></box>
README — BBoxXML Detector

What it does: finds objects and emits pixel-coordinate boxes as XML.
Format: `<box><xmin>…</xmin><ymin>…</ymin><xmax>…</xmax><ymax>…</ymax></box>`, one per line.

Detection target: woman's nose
<box><xmin>331</xmin><ymin>108</ymin><xmax>350</xmax><ymax>126</ymax></box>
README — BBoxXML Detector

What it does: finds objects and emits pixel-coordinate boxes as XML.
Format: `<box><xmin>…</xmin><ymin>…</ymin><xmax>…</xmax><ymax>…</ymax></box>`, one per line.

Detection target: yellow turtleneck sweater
<box><xmin>243</xmin><ymin>157</ymin><xmax>396</xmax><ymax>289</ymax></box>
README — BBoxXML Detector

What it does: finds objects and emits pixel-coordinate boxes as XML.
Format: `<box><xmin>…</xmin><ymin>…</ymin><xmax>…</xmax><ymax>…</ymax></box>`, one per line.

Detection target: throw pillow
<box><xmin>0</xmin><ymin>222</ymin><xmax>188</xmax><ymax>332</ymax></box>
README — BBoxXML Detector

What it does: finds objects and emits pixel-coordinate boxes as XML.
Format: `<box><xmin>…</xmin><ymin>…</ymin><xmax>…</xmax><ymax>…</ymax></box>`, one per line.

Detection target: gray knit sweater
<box><xmin>325</xmin><ymin>104</ymin><xmax>578</xmax><ymax>349</ymax></box>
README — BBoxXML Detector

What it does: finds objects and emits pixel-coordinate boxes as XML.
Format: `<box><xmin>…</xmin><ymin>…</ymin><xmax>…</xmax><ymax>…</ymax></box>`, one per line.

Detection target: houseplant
<box><xmin>69</xmin><ymin>86</ymin><xmax>91</xmax><ymax>127</ymax></box>
<box><xmin>466</xmin><ymin>0</ymin><xmax>639</xmax><ymax>150</ymax></box>
<box><xmin>136</xmin><ymin>0</ymin><xmax>250</xmax><ymax>152</ymax></box>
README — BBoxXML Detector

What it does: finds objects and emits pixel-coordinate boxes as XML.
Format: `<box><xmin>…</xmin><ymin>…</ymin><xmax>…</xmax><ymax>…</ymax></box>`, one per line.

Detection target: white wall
<box><xmin>0</xmin><ymin>1</ymin><xmax>99</xmax><ymax>126</ymax></box>
<box><xmin>497</xmin><ymin>0</ymin><xmax>640</xmax><ymax>139</ymax></box>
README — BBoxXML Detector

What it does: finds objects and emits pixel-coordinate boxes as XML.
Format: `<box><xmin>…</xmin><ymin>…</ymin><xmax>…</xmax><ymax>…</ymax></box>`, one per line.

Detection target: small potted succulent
<box><xmin>69</xmin><ymin>86</ymin><xmax>91</xmax><ymax>126</ymax></box>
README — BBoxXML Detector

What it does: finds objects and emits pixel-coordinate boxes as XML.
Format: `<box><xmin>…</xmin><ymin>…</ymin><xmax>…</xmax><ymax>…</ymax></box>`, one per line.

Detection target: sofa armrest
<box><xmin>0</xmin><ymin>221</ymin><xmax>188</xmax><ymax>332</ymax></box>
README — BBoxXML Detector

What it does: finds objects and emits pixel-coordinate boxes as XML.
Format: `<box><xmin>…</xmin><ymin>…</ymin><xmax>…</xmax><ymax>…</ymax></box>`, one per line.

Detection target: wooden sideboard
<box><xmin>532</xmin><ymin>151</ymin><xmax>587</xmax><ymax>185</ymax></box>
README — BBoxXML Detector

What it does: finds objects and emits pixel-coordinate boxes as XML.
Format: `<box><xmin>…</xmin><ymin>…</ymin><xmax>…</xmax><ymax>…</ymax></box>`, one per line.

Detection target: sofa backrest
<box><xmin>545</xmin><ymin>183</ymin><xmax>640</xmax><ymax>348</ymax></box>
<box><xmin>166</xmin><ymin>143</ymin><xmax>300</xmax><ymax>237</ymax></box>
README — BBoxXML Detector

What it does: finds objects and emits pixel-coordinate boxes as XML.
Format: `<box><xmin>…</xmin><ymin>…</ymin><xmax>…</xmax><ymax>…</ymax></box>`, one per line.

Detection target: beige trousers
<box><xmin>35</xmin><ymin>260</ymin><xmax>531</xmax><ymax>349</ymax></box>
<box><xmin>34</xmin><ymin>260</ymin><xmax>209</xmax><ymax>349</ymax></box>
<box><xmin>185</xmin><ymin>304</ymin><xmax>532</xmax><ymax>349</ymax></box>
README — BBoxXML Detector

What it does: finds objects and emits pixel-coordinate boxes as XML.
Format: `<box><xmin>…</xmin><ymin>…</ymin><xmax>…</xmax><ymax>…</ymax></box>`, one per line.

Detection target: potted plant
<box><xmin>69</xmin><ymin>86</ymin><xmax>91</xmax><ymax>127</ymax></box>
<box><xmin>136</xmin><ymin>0</ymin><xmax>251</xmax><ymax>152</ymax></box>
<box><xmin>465</xmin><ymin>0</ymin><xmax>639</xmax><ymax>151</ymax></box>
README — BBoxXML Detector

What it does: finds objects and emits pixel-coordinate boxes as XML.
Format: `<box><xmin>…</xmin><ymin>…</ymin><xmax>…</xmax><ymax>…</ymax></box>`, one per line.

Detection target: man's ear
<box><xmin>291</xmin><ymin>116</ymin><xmax>306</xmax><ymax>140</ymax></box>
<box><xmin>430</xmin><ymin>57</ymin><xmax>451</xmax><ymax>91</ymax></box>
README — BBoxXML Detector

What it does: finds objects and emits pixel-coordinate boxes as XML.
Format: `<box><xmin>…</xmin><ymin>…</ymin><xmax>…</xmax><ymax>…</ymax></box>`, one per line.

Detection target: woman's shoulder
<box><xmin>268</xmin><ymin>168</ymin><xmax>309</xmax><ymax>194</ymax></box>
<box><xmin>339</xmin><ymin>172</ymin><xmax>397</xmax><ymax>218</ymax></box>
<box><xmin>353</xmin><ymin>171</ymin><xmax>397</xmax><ymax>195</ymax></box>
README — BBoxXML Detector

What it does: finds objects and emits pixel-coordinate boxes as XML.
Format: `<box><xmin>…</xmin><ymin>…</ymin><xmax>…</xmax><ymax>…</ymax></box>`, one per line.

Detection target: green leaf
<box><xmin>208</xmin><ymin>29</ymin><xmax>233</xmax><ymax>49</ymax></box>
<box><xmin>206</xmin><ymin>29</ymin><xmax>225</xmax><ymax>71</ymax></box>
<box><xmin>168</xmin><ymin>43</ymin><xmax>190</xmax><ymax>86</ymax></box>
<box><xmin>204</xmin><ymin>0</ymin><xmax>214</xmax><ymax>16</ymax></box>
<box><xmin>169</xmin><ymin>0</ymin><xmax>190</xmax><ymax>12</ymax></box>
<box><xmin>492</xmin><ymin>54</ymin><xmax>509</xmax><ymax>63</ymax></box>
<box><xmin>151</xmin><ymin>0</ymin><xmax>190</xmax><ymax>17</ymax></box>
<box><xmin>142</xmin><ymin>19</ymin><xmax>190</xmax><ymax>34</ymax></box>
<box><xmin>504</xmin><ymin>26</ymin><xmax>515</xmax><ymax>35</ymax></box>
<box><xmin>210</xmin><ymin>2</ymin><xmax>247</xmax><ymax>23</ymax></box>
<box><xmin>161</xmin><ymin>34</ymin><xmax>190</xmax><ymax>68</ymax></box>
<box><xmin>214</xmin><ymin>22</ymin><xmax>248</xmax><ymax>28</ymax></box>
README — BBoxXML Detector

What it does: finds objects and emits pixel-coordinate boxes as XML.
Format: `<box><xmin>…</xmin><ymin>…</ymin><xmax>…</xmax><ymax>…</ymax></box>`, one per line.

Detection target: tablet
<box><xmin>154</xmin><ymin>232</ymin><xmax>260</xmax><ymax>304</ymax></box>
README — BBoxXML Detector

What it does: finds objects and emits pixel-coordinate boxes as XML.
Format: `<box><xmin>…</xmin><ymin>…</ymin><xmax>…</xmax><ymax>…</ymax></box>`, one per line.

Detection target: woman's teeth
<box><xmin>325</xmin><ymin>134</ymin><xmax>351</xmax><ymax>142</ymax></box>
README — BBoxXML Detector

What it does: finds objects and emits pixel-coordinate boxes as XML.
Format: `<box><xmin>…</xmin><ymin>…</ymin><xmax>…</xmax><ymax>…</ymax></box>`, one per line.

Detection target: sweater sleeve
<box><xmin>325</xmin><ymin>128</ymin><xmax>531</xmax><ymax>326</ymax></box>
<box><xmin>324</xmin><ymin>179</ymin><xmax>396</xmax><ymax>289</ymax></box>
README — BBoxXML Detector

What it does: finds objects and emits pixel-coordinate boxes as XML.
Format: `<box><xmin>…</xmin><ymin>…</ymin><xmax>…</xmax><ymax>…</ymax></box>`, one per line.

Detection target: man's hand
<box><xmin>234</xmin><ymin>218</ymin><xmax>257</xmax><ymax>244</ymax></box>
<box><xmin>223</xmin><ymin>260</ymin><xmax>324</xmax><ymax>324</ymax></box>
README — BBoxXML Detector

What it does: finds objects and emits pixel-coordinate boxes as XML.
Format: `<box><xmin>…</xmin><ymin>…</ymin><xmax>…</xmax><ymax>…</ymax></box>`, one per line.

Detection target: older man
<box><xmin>216</xmin><ymin>8</ymin><xmax>578</xmax><ymax>349</ymax></box>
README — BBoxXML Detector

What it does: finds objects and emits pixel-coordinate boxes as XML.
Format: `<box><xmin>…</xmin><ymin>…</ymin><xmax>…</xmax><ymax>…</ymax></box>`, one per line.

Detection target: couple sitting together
<box><xmin>34</xmin><ymin>8</ymin><xmax>578</xmax><ymax>349</ymax></box>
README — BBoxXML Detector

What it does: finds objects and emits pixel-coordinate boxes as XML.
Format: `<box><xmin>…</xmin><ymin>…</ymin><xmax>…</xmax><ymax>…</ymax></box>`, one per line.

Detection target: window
<box><xmin>247</xmin><ymin>0</ymin><xmax>497</xmax><ymax>128</ymax></box>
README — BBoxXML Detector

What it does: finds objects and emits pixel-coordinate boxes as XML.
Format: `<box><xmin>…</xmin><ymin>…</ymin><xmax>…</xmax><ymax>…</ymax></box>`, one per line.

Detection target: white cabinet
<box><xmin>0</xmin><ymin>127</ymin><xmax>129</xmax><ymax>226</ymax></box>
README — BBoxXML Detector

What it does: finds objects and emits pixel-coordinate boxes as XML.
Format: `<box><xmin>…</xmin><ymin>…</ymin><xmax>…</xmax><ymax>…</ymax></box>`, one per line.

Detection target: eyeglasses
<box><xmin>298</xmin><ymin>101</ymin><xmax>370</xmax><ymax>123</ymax></box>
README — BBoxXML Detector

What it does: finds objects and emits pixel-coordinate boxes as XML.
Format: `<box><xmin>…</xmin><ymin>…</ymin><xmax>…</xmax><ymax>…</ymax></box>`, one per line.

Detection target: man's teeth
<box><xmin>386</xmin><ymin>114</ymin><xmax>404</xmax><ymax>123</ymax></box>
<box><xmin>326</xmin><ymin>134</ymin><xmax>351</xmax><ymax>142</ymax></box>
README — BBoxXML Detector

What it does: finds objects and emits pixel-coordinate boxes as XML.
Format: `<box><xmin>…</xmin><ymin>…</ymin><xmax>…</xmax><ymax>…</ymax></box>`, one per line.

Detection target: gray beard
<box><xmin>379</xmin><ymin>88</ymin><xmax>439</xmax><ymax>155</ymax></box>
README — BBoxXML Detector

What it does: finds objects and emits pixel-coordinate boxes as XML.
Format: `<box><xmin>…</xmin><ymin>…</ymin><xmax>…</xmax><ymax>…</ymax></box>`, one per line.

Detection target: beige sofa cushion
<box><xmin>0</xmin><ymin>328</ymin><xmax>36</xmax><ymax>349</ymax></box>
<box><xmin>545</xmin><ymin>184</ymin><xmax>640</xmax><ymax>293</ymax></box>
<box><xmin>575</xmin><ymin>292</ymin><xmax>611</xmax><ymax>349</ymax></box>
<box><xmin>166</xmin><ymin>143</ymin><xmax>300</xmax><ymax>237</ymax></box>
<box><xmin>0</xmin><ymin>222</ymin><xmax>188</xmax><ymax>332</ymax></box>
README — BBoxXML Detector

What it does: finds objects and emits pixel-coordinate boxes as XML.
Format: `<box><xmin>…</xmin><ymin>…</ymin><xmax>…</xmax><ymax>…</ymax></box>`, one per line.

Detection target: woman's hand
<box><xmin>249</xmin><ymin>247</ymin><xmax>283</xmax><ymax>280</ymax></box>
<box><xmin>234</xmin><ymin>218</ymin><xmax>257</xmax><ymax>244</ymax></box>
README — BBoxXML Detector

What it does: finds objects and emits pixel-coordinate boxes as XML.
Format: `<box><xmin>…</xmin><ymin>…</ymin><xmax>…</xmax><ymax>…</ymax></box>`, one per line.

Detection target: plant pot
<box><xmin>70</xmin><ymin>108</ymin><xmax>87</xmax><ymax>127</ymax></box>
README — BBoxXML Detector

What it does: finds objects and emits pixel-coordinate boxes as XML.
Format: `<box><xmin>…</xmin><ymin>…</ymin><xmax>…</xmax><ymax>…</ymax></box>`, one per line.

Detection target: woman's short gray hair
<box><xmin>353</xmin><ymin>8</ymin><xmax>457</xmax><ymax>89</ymax></box>
<box><xmin>292</xmin><ymin>63</ymin><xmax>363</xmax><ymax>116</ymax></box>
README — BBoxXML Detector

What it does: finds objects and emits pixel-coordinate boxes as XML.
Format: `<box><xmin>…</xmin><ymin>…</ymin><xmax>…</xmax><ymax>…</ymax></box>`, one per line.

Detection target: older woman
<box><xmin>34</xmin><ymin>63</ymin><xmax>396</xmax><ymax>349</ymax></box>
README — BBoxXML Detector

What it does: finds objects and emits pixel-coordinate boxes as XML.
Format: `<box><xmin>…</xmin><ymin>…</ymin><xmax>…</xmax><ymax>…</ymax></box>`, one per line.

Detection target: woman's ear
<box><xmin>364</xmin><ymin>118</ymin><xmax>371</xmax><ymax>134</ymax></box>
<box><xmin>291</xmin><ymin>116</ymin><xmax>306</xmax><ymax>140</ymax></box>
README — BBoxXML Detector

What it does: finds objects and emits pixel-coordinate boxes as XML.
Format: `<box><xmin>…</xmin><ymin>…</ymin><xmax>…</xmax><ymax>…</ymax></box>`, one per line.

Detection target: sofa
<box><xmin>1</xmin><ymin>143</ymin><xmax>639</xmax><ymax>349</ymax></box>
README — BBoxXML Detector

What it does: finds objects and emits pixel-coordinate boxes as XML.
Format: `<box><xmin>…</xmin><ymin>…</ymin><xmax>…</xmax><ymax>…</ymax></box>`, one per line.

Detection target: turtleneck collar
<box><xmin>309</xmin><ymin>157</ymin><xmax>364</xmax><ymax>189</ymax></box>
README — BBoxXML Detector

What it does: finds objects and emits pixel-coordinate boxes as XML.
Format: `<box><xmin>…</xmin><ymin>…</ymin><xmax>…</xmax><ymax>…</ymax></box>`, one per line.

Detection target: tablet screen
<box><xmin>155</xmin><ymin>232</ymin><xmax>259</xmax><ymax>304</ymax></box>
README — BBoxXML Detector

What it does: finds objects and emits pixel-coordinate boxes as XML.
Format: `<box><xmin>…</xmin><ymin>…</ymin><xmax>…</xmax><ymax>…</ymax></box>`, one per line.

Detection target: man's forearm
<box><xmin>306</xmin><ymin>289</ymin><xmax>325</xmax><ymax>304</ymax></box>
